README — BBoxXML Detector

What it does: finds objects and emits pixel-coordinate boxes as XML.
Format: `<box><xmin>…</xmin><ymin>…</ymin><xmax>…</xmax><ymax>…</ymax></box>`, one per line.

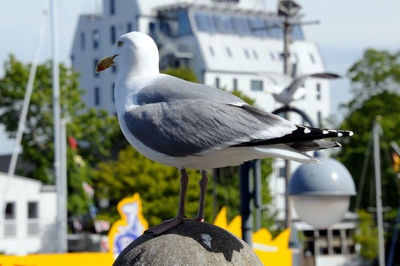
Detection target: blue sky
<box><xmin>1</xmin><ymin>0</ymin><xmax>400</xmax><ymax>154</ymax></box>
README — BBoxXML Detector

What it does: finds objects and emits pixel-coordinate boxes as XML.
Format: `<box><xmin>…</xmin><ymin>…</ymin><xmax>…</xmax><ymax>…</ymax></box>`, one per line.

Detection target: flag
<box><xmin>94</xmin><ymin>220</ymin><xmax>111</xmax><ymax>233</ymax></box>
<box><xmin>68</xmin><ymin>136</ymin><xmax>78</xmax><ymax>150</ymax></box>
<box><xmin>82</xmin><ymin>182</ymin><xmax>95</xmax><ymax>198</ymax></box>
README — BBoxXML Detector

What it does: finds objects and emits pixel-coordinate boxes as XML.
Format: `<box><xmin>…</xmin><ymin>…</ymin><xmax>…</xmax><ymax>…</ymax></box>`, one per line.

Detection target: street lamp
<box><xmin>289</xmin><ymin>157</ymin><xmax>356</xmax><ymax>228</ymax></box>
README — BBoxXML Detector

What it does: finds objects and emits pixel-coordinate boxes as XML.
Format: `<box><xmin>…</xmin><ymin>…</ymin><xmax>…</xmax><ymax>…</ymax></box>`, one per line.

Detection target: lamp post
<box><xmin>289</xmin><ymin>157</ymin><xmax>356</xmax><ymax>228</ymax></box>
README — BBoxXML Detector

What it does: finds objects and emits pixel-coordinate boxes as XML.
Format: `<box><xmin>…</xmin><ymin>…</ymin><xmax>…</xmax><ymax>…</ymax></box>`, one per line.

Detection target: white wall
<box><xmin>0</xmin><ymin>173</ymin><xmax>57</xmax><ymax>255</ymax></box>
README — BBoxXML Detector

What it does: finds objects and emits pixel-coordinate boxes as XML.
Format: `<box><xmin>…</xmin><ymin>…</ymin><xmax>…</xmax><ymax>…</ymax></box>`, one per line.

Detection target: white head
<box><xmin>96</xmin><ymin>31</ymin><xmax>160</xmax><ymax>78</ymax></box>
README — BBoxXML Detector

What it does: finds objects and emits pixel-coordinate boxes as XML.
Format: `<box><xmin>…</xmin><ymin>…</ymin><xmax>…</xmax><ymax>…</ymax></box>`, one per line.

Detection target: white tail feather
<box><xmin>254</xmin><ymin>144</ymin><xmax>320</xmax><ymax>164</ymax></box>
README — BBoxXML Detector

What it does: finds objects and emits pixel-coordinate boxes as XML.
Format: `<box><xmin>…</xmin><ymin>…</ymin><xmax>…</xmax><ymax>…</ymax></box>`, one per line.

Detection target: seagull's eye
<box><xmin>117</xmin><ymin>40</ymin><xmax>123</xmax><ymax>47</ymax></box>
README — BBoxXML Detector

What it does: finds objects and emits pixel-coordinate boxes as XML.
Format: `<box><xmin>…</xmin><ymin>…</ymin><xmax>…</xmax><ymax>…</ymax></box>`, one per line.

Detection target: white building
<box><xmin>71</xmin><ymin>0</ymin><xmax>355</xmax><ymax>263</ymax></box>
<box><xmin>0</xmin><ymin>172</ymin><xmax>57</xmax><ymax>255</ymax></box>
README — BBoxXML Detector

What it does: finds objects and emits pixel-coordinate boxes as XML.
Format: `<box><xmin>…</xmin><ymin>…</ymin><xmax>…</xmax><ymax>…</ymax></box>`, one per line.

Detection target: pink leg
<box><xmin>146</xmin><ymin>168</ymin><xmax>189</xmax><ymax>235</ymax></box>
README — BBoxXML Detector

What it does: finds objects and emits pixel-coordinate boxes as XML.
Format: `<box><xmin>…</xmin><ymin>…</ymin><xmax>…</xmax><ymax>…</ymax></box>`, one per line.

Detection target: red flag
<box><xmin>68</xmin><ymin>136</ymin><xmax>78</xmax><ymax>150</ymax></box>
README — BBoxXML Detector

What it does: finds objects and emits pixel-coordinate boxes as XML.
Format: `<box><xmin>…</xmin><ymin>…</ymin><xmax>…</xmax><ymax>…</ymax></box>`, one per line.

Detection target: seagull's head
<box><xmin>96</xmin><ymin>31</ymin><xmax>159</xmax><ymax>76</ymax></box>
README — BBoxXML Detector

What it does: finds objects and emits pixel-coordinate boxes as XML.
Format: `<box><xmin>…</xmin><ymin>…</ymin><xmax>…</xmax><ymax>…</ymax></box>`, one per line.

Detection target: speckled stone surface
<box><xmin>113</xmin><ymin>221</ymin><xmax>262</xmax><ymax>266</ymax></box>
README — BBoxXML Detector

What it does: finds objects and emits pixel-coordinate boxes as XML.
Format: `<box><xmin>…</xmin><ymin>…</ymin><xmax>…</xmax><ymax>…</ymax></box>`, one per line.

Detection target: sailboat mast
<box><xmin>50</xmin><ymin>0</ymin><xmax>67</xmax><ymax>253</ymax></box>
<box><xmin>373</xmin><ymin>121</ymin><xmax>385</xmax><ymax>266</ymax></box>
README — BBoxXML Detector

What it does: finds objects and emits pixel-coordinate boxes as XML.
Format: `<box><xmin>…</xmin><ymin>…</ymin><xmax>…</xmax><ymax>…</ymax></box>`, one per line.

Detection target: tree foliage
<box><xmin>337</xmin><ymin>49</ymin><xmax>400</xmax><ymax>263</ymax></box>
<box><xmin>353</xmin><ymin>210</ymin><xmax>378</xmax><ymax>260</ymax></box>
<box><xmin>161</xmin><ymin>67</ymin><xmax>198</xmax><ymax>82</ymax></box>
<box><xmin>0</xmin><ymin>55</ymin><xmax>121</xmax><ymax>215</ymax></box>
<box><xmin>338</xmin><ymin>91</ymin><xmax>400</xmax><ymax>210</ymax></box>
<box><xmin>93</xmin><ymin>146</ymin><xmax>213</xmax><ymax>226</ymax></box>
<box><xmin>345</xmin><ymin>49</ymin><xmax>400</xmax><ymax>111</ymax></box>
<box><xmin>338</xmin><ymin>49</ymin><xmax>400</xmax><ymax>211</ymax></box>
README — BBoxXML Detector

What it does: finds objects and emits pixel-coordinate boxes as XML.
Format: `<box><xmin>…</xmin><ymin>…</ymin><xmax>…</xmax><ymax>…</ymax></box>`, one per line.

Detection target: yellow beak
<box><xmin>96</xmin><ymin>55</ymin><xmax>117</xmax><ymax>73</ymax></box>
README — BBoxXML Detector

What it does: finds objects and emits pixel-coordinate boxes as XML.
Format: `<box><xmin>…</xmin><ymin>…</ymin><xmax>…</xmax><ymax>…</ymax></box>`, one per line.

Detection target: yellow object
<box><xmin>214</xmin><ymin>207</ymin><xmax>292</xmax><ymax>266</ymax></box>
<box><xmin>108</xmin><ymin>193</ymin><xmax>148</xmax><ymax>257</ymax></box>
<box><xmin>0</xmin><ymin>198</ymin><xmax>291</xmax><ymax>266</ymax></box>
<box><xmin>0</xmin><ymin>193</ymin><xmax>148</xmax><ymax>265</ymax></box>
<box><xmin>0</xmin><ymin>253</ymin><xmax>114</xmax><ymax>266</ymax></box>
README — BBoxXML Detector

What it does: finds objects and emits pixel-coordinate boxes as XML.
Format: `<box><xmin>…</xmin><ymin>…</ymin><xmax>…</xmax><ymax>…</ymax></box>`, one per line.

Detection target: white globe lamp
<box><xmin>289</xmin><ymin>157</ymin><xmax>356</xmax><ymax>228</ymax></box>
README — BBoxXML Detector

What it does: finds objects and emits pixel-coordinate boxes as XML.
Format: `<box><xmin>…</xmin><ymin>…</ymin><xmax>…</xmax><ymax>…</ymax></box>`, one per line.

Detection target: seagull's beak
<box><xmin>96</xmin><ymin>55</ymin><xmax>118</xmax><ymax>73</ymax></box>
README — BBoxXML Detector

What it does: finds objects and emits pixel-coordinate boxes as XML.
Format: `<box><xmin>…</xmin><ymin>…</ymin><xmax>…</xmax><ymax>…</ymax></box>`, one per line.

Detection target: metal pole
<box><xmin>253</xmin><ymin>160</ymin><xmax>262</xmax><ymax>231</ymax></box>
<box><xmin>240</xmin><ymin>161</ymin><xmax>253</xmax><ymax>246</ymax></box>
<box><xmin>1</xmin><ymin>10</ymin><xmax>47</xmax><ymax>240</ymax></box>
<box><xmin>373</xmin><ymin>121</ymin><xmax>385</xmax><ymax>266</ymax></box>
<box><xmin>283</xmin><ymin>15</ymin><xmax>292</xmax><ymax>230</ymax></box>
<box><xmin>50</xmin><ymin>0</ymin><xmax>67</xmax><ymax>253</ymax></box>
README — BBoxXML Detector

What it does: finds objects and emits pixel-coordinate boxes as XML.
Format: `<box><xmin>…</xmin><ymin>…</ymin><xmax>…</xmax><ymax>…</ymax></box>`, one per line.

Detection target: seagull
<box><xmin>96</xmin><ymin>31</ymin><xmax>353</xmax><ymax>235</ymax></box>
<box><xmin>261</xmin><ymin>72</ymin><xmax>340</xmax><ymax>105</ymax></box>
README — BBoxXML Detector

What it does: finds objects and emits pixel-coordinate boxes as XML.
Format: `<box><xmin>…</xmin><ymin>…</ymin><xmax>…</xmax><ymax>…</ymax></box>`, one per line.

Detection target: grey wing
<box><xmin>124</xmin><ymin>99</ymin><xmax>296</xmax><ymax>157</ymax></box>
<box><xmin>136</xmin><ymin>74</ymin><xmax>245</xmax><ymax>105</ymax></box>
<box><xmin>287</xmin><ymin>72</ymin><xmax>340</xmax><ymax>95</ymax></box>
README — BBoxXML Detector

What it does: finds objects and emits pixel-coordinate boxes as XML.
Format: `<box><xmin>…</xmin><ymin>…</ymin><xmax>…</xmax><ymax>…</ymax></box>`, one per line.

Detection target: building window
<box><xmin>278</xmin><ymin>167</ymin><xmax>286</xmax><ymax>177</ymax></box>
<box><xmin>149</xmin><ymin>22</ymin><xmax>156</xmax><ymax>34</ymax></box>
<box><xmin>127</xmin><ymin>22</ymin><xmax>133</xmax><ymax>33</ymax></box>
<box><xmin>209</xmin><ymin>46</ymin><xmax>215</xmax><ymax>57</ymax></box>
<box><xmin>112</xmin><ymin>83</ymin><xmax>115</xmax><ymax>103</ymax></box>
<box><xmin>4</xmin><ymin>202</ymin><xmax>16</xmax><ymax>237</ymax></box>
<box><xmin>95</xmin><ymin>87</ymin><xmax>100</xmax><ymax>106</ymax></box>
<box><xmin>92</xmin><ymin>30</ymin><xmax>100</xmax><ymax>49</ymax></box>
<box><xmin>269</xmin><ymin>51</ymin><xmax>275</xmax><ymax>61</ymax></box>
<box><xmin>94</xmin><ymin>59</ymin><xmax>99</xmax><ymax>77</ymax></box>
<box><xmin>178</xmin><ymin>10</ymin><xmax>193</xmax><ymax>36</ymax></box>
<box><xmin>233</xmin><ymin>78</ymin><xmax>238</xmax><ymax>90</ymax></box>
<box><xmin>80</xmin><ymin>32</ymin><xmax>85</xmax><ymax>50</ymax></box>
<box><xmin>244</xmin><ymin>48</ymin><xmax>250</xmax><ymax>59</ymax></box>
<box><xmin>110</xmin><ymin>0</ymin><xmax>115</xmax><ymax>15</ymax></box>
<box><xmin>317</xmin><ymin>111</ymin><xmax>322</xmax><ymax>127</ymax></box>
<box><xmin>215</xmin><ymin>77</ymin><xmax>220</xmax><ymax>89</ymax></box>
<box><xmin>27</xmin><ymin>201</ymin><xmax>39</xmax><ymax>236</ymax></box>
<box><xmin>110</xmin><ymin>25</ymin><xmax>116</xmax><ymax>44</ymax></box>
<box><xmin>28</xmin><ymin>202</ymin><xmax>38</xmax><ymax>219</ymax></box>
<box><xmin>251</xmin><ymin>80</ymin><xmax>263</xmax><ymax>91</ymax></box>
<box><xmin>226</xmin><ymin>47</ymin><xmax>232</xmax><ymax>58</ymax></box>
<box><xmin>252</xmin><ymin>49</ymin><xmax>258</xmax><ymax>60</ymax></box>
<box><xmin>316</xmin><ymin>83</ymin><xmax>321</xmax><ymax>100</ymax></box>
<box><xmin>309</xmin><ymin>53</ymin><xmax>316</xmax><ymax>64</ymax></box>
<box><xmin>5</xmin><ymin>202</ymin><xmax>15</xmax><ymax>219</ymax></box>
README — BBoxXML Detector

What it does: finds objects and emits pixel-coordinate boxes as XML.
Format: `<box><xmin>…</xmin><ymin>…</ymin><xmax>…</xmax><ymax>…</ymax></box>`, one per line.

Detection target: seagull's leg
<box><xmin>188</xmin><ymin>169</ymin><xmax>208</xmax><ymax>222</ymax></box>
<box><xmin>145</xmin><ymin>168</ymin><xmax>189</xmax><ymax>235</ymax></box>
<box><xmin>176</xmin><ymin>168</ymin><xmax>189</xmax><ymax>218</ymax></box>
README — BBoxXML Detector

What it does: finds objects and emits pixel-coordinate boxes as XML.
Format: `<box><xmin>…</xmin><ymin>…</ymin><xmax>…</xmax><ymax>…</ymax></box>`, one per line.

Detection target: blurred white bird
<box><xmin>261</xmin><ymin>72</ymin><xmax>340</xmax><ymax>105</ymax></box>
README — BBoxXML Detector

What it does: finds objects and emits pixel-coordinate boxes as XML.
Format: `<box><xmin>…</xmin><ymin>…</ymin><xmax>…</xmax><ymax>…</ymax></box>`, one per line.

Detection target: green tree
<box><xmin>345</xmin><ymin>49</ymin><xmax>400</xmax><ymax>112</ymax></box>
<box><xmin>338</xmin><ymin>91</ymin><xmax>400</xmax><ymax>210</ymax></box>
<box><xmin>0</xmin><ymin>55</ymin><xmax>121</xmax><ymax>215</ymax></box>
<box><xmin>93</xmin><ymin>146</ymin><xmax>213</xmax><ymax>226</ymax></box>
<box><xmin>353</xmin><ymin>210</ymin><xmax>378</xmax><ymax>260</ymax></box>
<box><xmin>161</xmin><ymin>67</ymin><xmax>198</xmax><ymax>82</ymax></box>
<box><xmin>338</xmin><ymin>49</ymin><xmax>400</xmax><ymax>211</ymax></box>
<box><xmin>337</xmin><ymin>49</ymin><xmax>400</xmax><ymax>263</ymax></box>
